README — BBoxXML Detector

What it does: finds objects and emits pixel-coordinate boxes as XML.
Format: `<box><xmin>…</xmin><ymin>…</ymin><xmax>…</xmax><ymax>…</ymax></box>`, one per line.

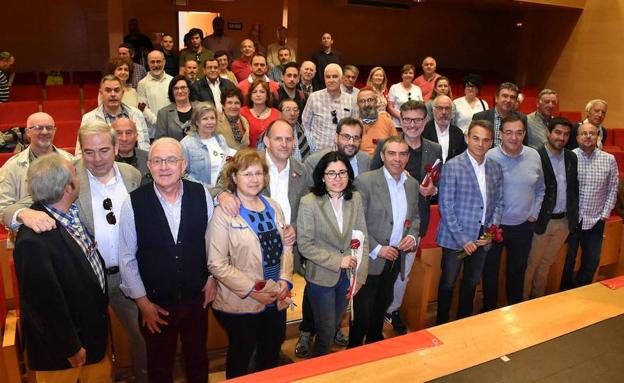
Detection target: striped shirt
<box><xmin>0</xmin><ymin>70</ymin><xmax>9</xmax><ymax>102</ymax></box>
<box><xmin>573</xmin><ymin>148</ymin><xmax>619</xmax><ymax>229</ymax></box>
<box><xmin>301</xmin><ymin>89</ymin><xmax>356</xmax><ymax>152</ymax></box>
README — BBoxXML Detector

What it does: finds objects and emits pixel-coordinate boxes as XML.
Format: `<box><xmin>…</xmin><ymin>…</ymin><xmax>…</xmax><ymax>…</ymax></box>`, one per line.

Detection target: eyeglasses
<box><xmin>331</xmin><ymin>110</ymin><xmax>338</xmax><ymax>125</ymax></box>
<box><xmin>358</xmin><ymin>97</ymin><xmax>376</xmax><ymax>105</ymax></box>
<box><xmin>282</xmin><ymin>107</ymin><xmax>299</xmax><ymax>114</ymax></box>
<box><xmin>238</xmin><ymin>171</ymin><xmax>265</xmax><ymax>179</ymax></box>
<box><xmin>103</xmin><ymin>198</ymin><xmax>116</xmax><ymax>225</ymax></box>
<box><xmin>28</xmin><ymin>125</ymin><xmax>56</xmax><ymax>132</ymax></box>
<box><xmin>434</xmin><ymin>106</ymin><xmax>452</xmax><ymax>112</ymax></box>
<box><xmin>324</xmin><ymin>170</ymin><xmax>349</xmax><ymax>180</ymax></box>
<box><xmin>579</xmin><ymin>131</ymin><xmax>597</xmax><ymax>137</ymax></box>
<box><xmin>339</xmin><ymin>133</ymin><xmax>361</xmax><ymax>142</ymax></box>
<box><xmin>149</xmin><ymin>157</ymin><xmax>182</xmax><ymax>167</ymax></box>
<box><xmin>402</xmin><ymin>117</ymin><xmax>426</xmax><ymax>125</ymax></box>
<box><xmin>173</xmin><ymin>85</ymin><xmax>189</xmax><ymax>92</ymax></box>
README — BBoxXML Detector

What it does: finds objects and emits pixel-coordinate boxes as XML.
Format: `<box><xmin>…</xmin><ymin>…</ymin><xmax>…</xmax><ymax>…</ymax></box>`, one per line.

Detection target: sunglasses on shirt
<box><xmin>103</xmin><ymin>198</ymin><xmax>117</xmax><ymax>225</ymax></box>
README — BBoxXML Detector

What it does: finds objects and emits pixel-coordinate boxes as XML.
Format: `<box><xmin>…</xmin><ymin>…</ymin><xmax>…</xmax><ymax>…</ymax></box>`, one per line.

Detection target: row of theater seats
<box><xmin>11</xmin><ymin>71</ymin><xmax>103</xmax><ymax>87</ymax></box>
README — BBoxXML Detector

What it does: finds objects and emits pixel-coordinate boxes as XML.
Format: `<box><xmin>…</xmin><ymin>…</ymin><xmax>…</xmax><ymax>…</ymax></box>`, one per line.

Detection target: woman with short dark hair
<box><xmin>155</xmin><ymin>75</ymin><xmax>198</xmax><ymax>140</ymax></box>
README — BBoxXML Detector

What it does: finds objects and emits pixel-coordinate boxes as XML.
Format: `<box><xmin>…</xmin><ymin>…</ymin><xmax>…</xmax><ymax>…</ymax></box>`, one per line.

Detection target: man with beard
<box><xmin>182</xmin><ymin>59</ymin><xmax>199</xmax><ymax>85</ymax></box>
<box><xmin>138</xmin><ymin>50</ymin><xmax>173</xmax><ymax>139</ymax></box>
<box><xmin>236</xmin><ymin>54</ymin><xmax>279</xmax><ymax>101</ymax></box>
<box><xmin>422</xmin><ymin>95</ymin><xmax>466</xmax><ymax>162</ymax></box>
<box><xmin>1</xmin><ymin>112</ymin><xmax>74</xmax><ymax>230</ymax></box>
<box><xmin>524</xmin><ymin>117</ymin><xmax>578</xmax><ymax>299</ymax></box>
<box><xmin>527</xmin><ymin>89</ymin><xmax>558</xmax><ymax>149</ymax></box>
<box><xmin>179</xmin><ymin>28</ymin><xmax>214</xmax><ymax>79</ymax></box>
<box><xmin>561</xmin><ymin>122</ymin><xmax>618</xmax><ymax>289</ymax></box>
<box><xmin>566</xmin><ymin>99</ymin><xmax>609</xmax><ymax>150</ymax></box>
<box><xmin>357</xmin><ymin>86</ymin><xmax>398</xmax><ymax>155</ymax></box>
<box><xmin>273</xmin><ymin>62</ymin><xmax>306</xmax><ymax>112</ymax></box>
<box><xmin>160</xmin><ymin>34</ymin><xmax>179</xmax><ymax>77</ymax></box>
<box><xmin>267</xmin><ymin>47</ymin><xmax>292</xmax><ymax>83</ymax></box>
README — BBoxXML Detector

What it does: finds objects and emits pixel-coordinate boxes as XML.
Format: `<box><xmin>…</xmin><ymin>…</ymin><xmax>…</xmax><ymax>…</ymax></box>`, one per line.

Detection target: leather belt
<box><xmin>551</xmin><ymin>212</ymin><xmax>567</xmax><ymax>219</ymax></box>
<box><xmin>106</xmin><ymin>266</ymin><xmax>120</xmax><ymax>275</ymax></box>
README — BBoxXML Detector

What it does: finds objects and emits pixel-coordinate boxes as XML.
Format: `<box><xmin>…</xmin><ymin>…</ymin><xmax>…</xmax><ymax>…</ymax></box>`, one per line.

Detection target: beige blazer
<box><xmin>297</xmin><ymin>191</ymin><xmax>369</xmax><ymax>288</ymax></box>
<box><xmin>207</xmin><ymin>196</ymin><xmax>293</xmax><ymax>314</ymax></box>
<box><xmin>216</xmin><ymin>114</ymin><xmax>250</xmax><ymax>149</ymax></box>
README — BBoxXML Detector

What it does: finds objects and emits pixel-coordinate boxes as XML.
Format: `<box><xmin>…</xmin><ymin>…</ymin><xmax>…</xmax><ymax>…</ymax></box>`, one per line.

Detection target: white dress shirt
<box><xmin>267</xmin><ymin>154</ymin><xmax>292</xmax><ymax>224</ymax></box>
<box><xmin>207</xmin><ymin>78</ymin><xmax>223</xmax><ymax>113</ymax></box>
<box><xmin>435</xmin><ymin>122</ymin><xmax>451</xmax><ymax>162</ymax></box>
<box><xmin>467</xmin><ymin>152</ymin><xmax>488</xmax><ymax>224</ymax></box>
<box><xmin>89</xmin><ymin>163</ymin><xmax>129</xmax><ymax>268</ymax></box>
<box><xmin>370</xmin><ymin>168</ymin><xmax>408</xmax><ymax>259</ymax></box>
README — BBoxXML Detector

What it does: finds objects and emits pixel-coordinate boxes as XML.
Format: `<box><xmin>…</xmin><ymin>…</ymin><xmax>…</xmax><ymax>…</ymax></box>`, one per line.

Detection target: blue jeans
<box><xmin>436</xmin><ymin>246</ymin><xmax>488</xmax><ymax>325</ymax></box>
<box><xmin>561</xmin><ymin>220</ymin><xmax>605</xmax><ymax>289</ymax></box>
<box><xmin>306</xmin><ymin>271</ymin><xmax>350</xmax><ymax>356</ymax></box>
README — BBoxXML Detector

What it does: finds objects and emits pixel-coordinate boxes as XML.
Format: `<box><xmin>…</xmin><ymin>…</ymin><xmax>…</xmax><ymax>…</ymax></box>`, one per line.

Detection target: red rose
<box><xmin>404</xmin><ymin>219</ymin><xmax>412</xmax><ymax>229</ymax></box>
<box><xmin>350</xmin><ymin>239</ymin><xmax>361</xmax><ymax>250</ymax></box>
<box><xmin>254</xmin><ymin>280</ymin><xmax>266</xmax><ymax>291</ymax></box>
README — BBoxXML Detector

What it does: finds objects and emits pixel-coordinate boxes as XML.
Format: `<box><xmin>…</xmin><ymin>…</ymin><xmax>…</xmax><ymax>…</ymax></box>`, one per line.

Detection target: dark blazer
<box><xmin>355</xmin><ymin>168</ymin><xmax>420</xmax><ymax>276</ymax></box>
<box><xmin>13</xmin><ymin>202</ymin><xmax>108</xmax><ymax>371</ymax></box>
<box><xmin>422</xmin><ymin>120</ymin><xmax>467</xmax><ymax>162</ymax></box>
<box><xmin>192</xmin><ymin>77</ymin><xmax>235</xmax><ymax>106</ymax></box>
<box><xmin>472</xmin><ymin>108</ymin><xmax>529</xmax><ymax>146</ymax></box>
<box><xmin>535</xmin><ymin>146</ymin><xmax>579</xmax><ymax>234</ymax></box>
<box><xmin>370</xmin><ymin>137</ymin><xmax>443</xmax><ymax>237</ymax></box>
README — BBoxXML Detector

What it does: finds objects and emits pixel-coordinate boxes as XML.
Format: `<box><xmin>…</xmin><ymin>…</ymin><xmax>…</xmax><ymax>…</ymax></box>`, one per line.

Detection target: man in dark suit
<box><xmin>349</xmin><ymin>136</ymin><xmax>420</xmax><ymax>346</ymax></box>
<box><xmin>422</xmin><ymin>95</ymin><xmax>466</xmax><ymax>162</ymax></box>
<box><xmin>192</xmin><ymin>58</ymin><xmax>235</xmax><ymax>112</ymax></box>
<box><xmin>524</xmin><ymin>117</ymin><xmax>579</xmax><ymax>299</ymax></box>
<box><xmin>472</xmin><ymin>82</ymin><xmax>528</xmax><ymax>148</ymax></box>
<box><xmin>370</xmin><ymin>100</ymin><xmax>442</xmax><ymax>333</ymax></box>
<box><xmin>435</xmin><ymin>120</ymin><xmax>503</xmax><ymax>324</ymax></box>
<box><xmin>14</xmin><ymin>153</ymin><xmax>110</xmax><ymax>382</ymax></box>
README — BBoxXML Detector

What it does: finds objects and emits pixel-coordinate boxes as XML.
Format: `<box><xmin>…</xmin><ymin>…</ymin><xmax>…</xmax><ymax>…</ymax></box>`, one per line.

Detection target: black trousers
<box><xmin>139</xmin><ymin>298</ymin><xmax>208</xmax><ymax>383</ymax></box>
<box><xmin>213</xmin><ymin>306</ymin><xmax>286</xmax><ymax>379</ymax></box>
<box><xmin>348</xmin><ymin>259</ymin><xmax>400</xmax><ymax>347</ymax></box>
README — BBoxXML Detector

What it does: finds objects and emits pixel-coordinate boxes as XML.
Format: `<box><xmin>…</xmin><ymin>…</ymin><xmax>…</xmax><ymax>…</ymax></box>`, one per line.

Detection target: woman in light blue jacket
<box><xmin>181</xmin><ymin>102</ymin><xmax>236</xmax><ymax>187</ymax></box>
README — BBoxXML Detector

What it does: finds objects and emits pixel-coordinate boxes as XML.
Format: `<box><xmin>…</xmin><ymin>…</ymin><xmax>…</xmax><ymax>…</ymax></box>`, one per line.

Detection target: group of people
<box><xmin>0</xmin><ymin>22</ymin><xmax>619</xmax><ymax>383</ymax></box>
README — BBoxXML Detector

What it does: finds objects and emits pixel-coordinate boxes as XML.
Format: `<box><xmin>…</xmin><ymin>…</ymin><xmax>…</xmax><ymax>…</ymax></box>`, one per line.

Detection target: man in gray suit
<box><xmin>304</xmin><ymin>117</ymin><xmax>370</xmax><ymax>186</ymax></box>
<box><xmin>349</xmin><ymin>136</ymin><xmax>420</xmax><ymax>347</ymax></box>
<box><xmin>370</xmin><ymin>100</ymin><xmax>442</xmax><ymax>334</ymax></box>
<box><xmin>13</xmin><ymin>121</ymin><xmax>148</xmax><ymax>382</ymax></box>
<box><xmin>113</xmin><ymin>118</ymin><xmax>150</xmax><ymax>185</ymax></box>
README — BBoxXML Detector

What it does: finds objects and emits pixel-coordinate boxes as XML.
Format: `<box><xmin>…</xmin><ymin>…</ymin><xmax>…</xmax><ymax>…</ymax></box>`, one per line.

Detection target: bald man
<box><xmin>119</xmin><ymin>138</ymin><xmax>216</xmax><ymax>383</ymax></box>
<box><xmin>414</xmin><ymin>56</ymin><xmax>441</xmax><ymax>101</ymax></box>
<box><xmin>113</xmin><ymin>118</ymin><xmax>150</xmax><ymax>182</ymax></box>
<box><xmin>138</xmin><ymin>50</ymin><xmax>173</xmax><ymax>139</ymax></box>
<box><xmin>231</xmin><ymin>38</ymin><xmax>256</xmax><ymax>82</ymax></box>
<box><xmin>1</xmin><ymin>112</ymin><xmax>74</xmax><ymax>231</ymax></box>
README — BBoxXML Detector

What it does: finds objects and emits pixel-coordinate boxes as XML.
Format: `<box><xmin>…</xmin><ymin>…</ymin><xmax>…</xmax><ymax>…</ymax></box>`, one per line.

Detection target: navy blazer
<box><xmin>436</xmin><ymin>151</ymin><xmax>504</xmax><ymax>250</ymax></box>
<box><xmin>422</xmin><ymin>120</ymin><xmax>467</xmax><ymax>162</ymax></box>
<box><xmin>192</xmin><ymin>77</ymin><xmax>235</xmax><ymax>106</ymax></box>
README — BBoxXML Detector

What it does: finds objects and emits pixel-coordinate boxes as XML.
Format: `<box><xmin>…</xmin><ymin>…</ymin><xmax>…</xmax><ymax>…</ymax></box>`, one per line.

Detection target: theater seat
<box><xmin>45</xmin><ymin>84</ymin><xmax>81</xmax><ymax>100</ymax></box>
<box><xmin>54</xmin><ymin>120</ymin><xmax>81</xmax><ymax>148</ymax></box>
<box><xmin>420</xmin><ymin>205</ymin><xmax>440</xmax><ymax>249</ymax></box>
<box><xmin>610</xmin><ymin>129</ymin><xmax>624</xmax><ymax>149</ymax></box>
<box><xmin>0</xmin><ymin>101</ymin><xmax>40</xmax><ymax>126</ymax></box>
<box><xmin>9</xmin><ymin>85</ymin><xmax>43</xmax><ymax>102</ymax></box>
<box><xmin>0</xmin><ymin>152</ymin><xmax>15</xmax><ymax>167</ymax></box>
<box><xmin>558</xmin><ymin>111</ymin><xmax>581</xmax><ymax>123</ymax></box>
<box><xmin>72</xmin><ymin>71</ymin><xmax>102</xmax><ymax>85</ymax></box>
<box><xmin>83</xmin><ymin>98</ymin><xmax>98</xmax><ymax>114</ymax></box>
<box><xmin>42</xmin><ymin>99</ymin><xmax>82</xmax><ymax>121</ymax></box>
<box><xmin>82</xmin><ymin>84</ymin><xmax>100</xmax><ymax>101</ymax></box>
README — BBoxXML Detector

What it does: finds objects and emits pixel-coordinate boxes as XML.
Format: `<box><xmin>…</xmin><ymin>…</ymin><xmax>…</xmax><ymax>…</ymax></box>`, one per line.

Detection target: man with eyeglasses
<box><xmin>561</xmin><ymin>122</ymin><xmax>618</xmax><ymax>289</ymax></box>
<box><xmin>341</xmin><ymin>65</ymin><xmax>360</xmax><ymax>97</ymax></box>
<box><xmin>79</xmin><ymin>74</ymin><xmax>150</xmax><ymax>154</ymax></box>
<box><xmin>1</xmin><ymin>112</ymin><xmax>74</xmax><ymax>232</ymax></box>
<box><xmin>422</xmin><ymin>95</ymin><xmax>466</xmax><ymax>162</ymax></box>
<box><xmin>277</xmin><ymin>99</ymin><xmax>311</xmax><ymax>161</ymax></box>
<box><xmin>357</xmin><ymin>86</ymin><xmax>397</xmax><ymax>155</ymax></box>
<box><xmin>179</xmin><ymin>28</ymin><xmax>214</xmax><ymax>80</ymax></box>
<box><xmin>349</xmin><ymin>136</ymin><xmax>420</xmax><ymax>347</ymax></box>
<box><xmin>482</xmin><ymin>114</ymin><xmax>545</xmax><ymax>312</ymax></box>
<box><xmin>302</xmin><ymin>63</ymin><xmax>356</xmax><ymax>152</ymax></box>
<box><xmin>138</xmin><ymin>50</ymin><xmax>173</xmax><ymax>139</ymax></box>
<box><xmin>370</xmin><ymin>100</ymin><xmax>442</xmax><ymax>334</ymax></box>
<box><xmin>10</xmin><ymin>121</ymin><xmax>148</xmax><ymax>382</ymax></box>
<box><xmin>119</xmin><ymin>137</ymin><xmax>216</xmax><ymax>383</ymax></box>
<box><xmin>473</xmin><ymin>82</ymin><xmax>528</xmax><ymax>148</ymax></box>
